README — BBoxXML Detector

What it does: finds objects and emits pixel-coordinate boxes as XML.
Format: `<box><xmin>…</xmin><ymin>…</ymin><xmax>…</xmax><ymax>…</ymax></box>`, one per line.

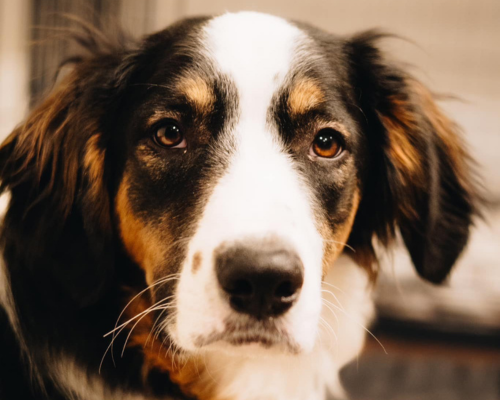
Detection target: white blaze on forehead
<box><xmin>200</xmin><ymin>12</ymin><xmax>316</xmax><ymax>244</ymax></box>
<box><xmin>204</xmin><ymin>12</ymin><xmax>303</xmax><ymax>118</ymax></box>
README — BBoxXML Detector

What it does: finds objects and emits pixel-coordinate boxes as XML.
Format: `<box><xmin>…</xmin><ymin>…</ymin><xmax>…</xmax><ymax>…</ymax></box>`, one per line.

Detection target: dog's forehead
<box><xmin>203</xmin><ymin>12</ymin><xmax>307</xmax><ymax>111</ymax></box>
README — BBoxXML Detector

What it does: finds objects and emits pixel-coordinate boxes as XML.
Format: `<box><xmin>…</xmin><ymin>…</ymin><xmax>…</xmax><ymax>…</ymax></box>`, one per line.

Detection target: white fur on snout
<box><xmin>170</xmin><ymin>12</ymin><xmax>324</xmax><ymax>355</ymax></box>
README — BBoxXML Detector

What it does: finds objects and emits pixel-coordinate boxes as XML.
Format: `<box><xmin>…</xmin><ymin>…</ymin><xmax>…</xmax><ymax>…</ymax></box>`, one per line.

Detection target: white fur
<box><xmin>172</xmin><ymin>12</ymin><xmax>323</xmax><ymax>353</ymax></box>
<box><xmin>170</xmin><ymin>12</ymin><xmax>375</xmax><ymax>400</ymax></box>
<box><xmin>49</xmin><ymin>356</ymin><xmax>156</xmax><ymax>400</ymax></box>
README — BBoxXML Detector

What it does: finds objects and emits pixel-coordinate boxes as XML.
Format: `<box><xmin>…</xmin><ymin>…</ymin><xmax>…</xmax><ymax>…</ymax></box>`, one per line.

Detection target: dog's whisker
<box><xmin>321</xmin><ymin>288</ymin><xmax>346</xmax><ymax>311</ymax></box>
<box><xmin>321</xmin><ymin>281</ymin><xmax>359</xmax><ymax>304</ymax></box>
<box><xmin>318</xmin><ymin>319</ymin><xmax>339</xmax><ymax>355</ymax></box>
<box><xmin>103</xmin><ymin>301</ymin><xmax>173</xmax><ymax>368</ymax></box>
<box><xmin>108</xmin><ymin>274</ymin><xmax>179</xmax><ymax>337</ymax></box>
<box><xmin>105</xmin><ymin>295</ymin><xmax>175</xmax><ymax>337</ymax></box>
<box><xmin>321</xmin><ymin>300</ymin><xmax>340</xmax><ymax>328</ymax></box>
<box><xmin>120</xmin><ymin>303</ymin><xmax>175</xmax><ymax>358</ymax></box>
<box><xmin>318</xmin><ymin>316</ymin><xmax>338</xmax><ymax>343</ymax></box>
<box><xmin>322</xmin><ymin>239</ymin><xmax>356</xmax><ymax>253</ymax></box>
<box><xmin>321</xmin><ymin>281</ymin><xmax>350</xmax><ymax>296</ymax></box>
<box><xmin>101</xmin><ymin>276</ymin><xmax>178</xmax><ymax>372</ymax></box>
<box><xmin>322</xmin><ymin>298</ymin><xmax>387</xmax><ymax>355</ymax></box>
<box><xmin>146</xmin><ymin>307</ymin><xmax>171</xmax><ymax>348</ymax></box>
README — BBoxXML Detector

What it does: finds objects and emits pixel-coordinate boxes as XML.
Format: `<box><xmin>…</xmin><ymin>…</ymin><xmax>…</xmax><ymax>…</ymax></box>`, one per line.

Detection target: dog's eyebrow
<box><xmin>146</xmin><ymin>110</ymin><xmax>181</xmax><ymax>127</ymax></box>
<box><xmin>288</xmin><ymin>78</ymin><xmax>325</xmax><ymax>116</ymax></box>
<box><xmin>176</xmin><ymin>75</ymin><xmax>215</xmax><ymax>115</ymax></box>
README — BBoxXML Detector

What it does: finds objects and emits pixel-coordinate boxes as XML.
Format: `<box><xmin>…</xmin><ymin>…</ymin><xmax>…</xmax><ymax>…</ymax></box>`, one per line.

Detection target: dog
<box><xmin>0</xmin><ymin>11</ymin><xmax>478</xmax><ymax>400</ymax></box>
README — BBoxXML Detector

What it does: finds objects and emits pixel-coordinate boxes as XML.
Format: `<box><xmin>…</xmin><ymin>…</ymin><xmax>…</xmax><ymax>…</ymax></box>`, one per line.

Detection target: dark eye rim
<box><xmin>151</xmin><ymin>118</ymin><xmax>186</xmax><ymax>149</ymax></box>
<box><xmin>310</xmin><ymin>127</ymin><xmax>346</xmax><ymax>159</ymax></box>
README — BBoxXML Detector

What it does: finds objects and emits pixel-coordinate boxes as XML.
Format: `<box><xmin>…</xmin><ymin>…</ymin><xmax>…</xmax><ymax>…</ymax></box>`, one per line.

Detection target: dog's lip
<box><xmin>198</xmin><ymin>332</ymin><xmax>278</xmax><ymax>347</ymax></box>
<box><xmin>195</xmin><ymin>330</ymin><xmax>278</xmax><ymax>348</ymax></box>
<box><xmin>193</xmin><ymin>319</ymin><xmax>301</xmax><ymax>353</ymax></box>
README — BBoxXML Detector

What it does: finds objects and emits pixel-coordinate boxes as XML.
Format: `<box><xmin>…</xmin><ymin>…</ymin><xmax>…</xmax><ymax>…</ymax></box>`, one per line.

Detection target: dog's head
<box><xmin>0</xmin><ymin>12</ymin><xmax>477</xmax><ymax>357</ymax></box>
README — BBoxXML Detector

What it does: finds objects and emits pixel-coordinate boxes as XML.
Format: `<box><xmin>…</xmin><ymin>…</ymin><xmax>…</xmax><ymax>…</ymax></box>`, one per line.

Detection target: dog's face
<box><xmin>115</xmin><ymin>13</ymin><xmax>363</xmax><ymax>354</ymax></box>
<box><xmin>0</xmin><ymin>12</ymin><xmax>477</xmax><ymax>361</ymax></box>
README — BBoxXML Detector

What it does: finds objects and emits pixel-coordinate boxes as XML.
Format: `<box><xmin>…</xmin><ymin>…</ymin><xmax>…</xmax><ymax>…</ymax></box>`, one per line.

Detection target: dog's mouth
<box><xmin>193</xmin><ymin>317</ymin><xmax>301</xmax><ymax>353</ymax></box>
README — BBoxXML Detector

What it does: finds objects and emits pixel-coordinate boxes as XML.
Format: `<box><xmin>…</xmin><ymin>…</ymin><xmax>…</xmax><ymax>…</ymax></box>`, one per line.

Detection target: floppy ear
<box><xmin>345</xmin><ymin>31</ymin><xmax>479</xmax><ymax>284</ymax></box>
<box><xmin>0</xmin><ymin>37</ymin><xmax>134</xmax><ymax>307</ymax></box>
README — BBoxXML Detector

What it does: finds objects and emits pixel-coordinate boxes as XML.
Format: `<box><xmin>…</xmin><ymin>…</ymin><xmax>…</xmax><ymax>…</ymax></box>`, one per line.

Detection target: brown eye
<box><xmin>311</xmin><ymin>128</ymin><xmax>343</xmax><ymax>158</ymax></box>
<box><xmin>153</xmin><ymin>120</ymin><xmax>186</xmax><ymax>148</ymax></box>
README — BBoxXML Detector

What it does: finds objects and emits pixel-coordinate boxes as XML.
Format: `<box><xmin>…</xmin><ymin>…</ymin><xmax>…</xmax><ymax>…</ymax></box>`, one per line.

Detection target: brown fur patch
<box><xmin>177</xmin><ymin>75</ymin><xmax>214</xmax><ymax>115</ymax></box>
<box><xmin>192</xmin><ymin>252</ymin><xmax>202</xmax><ymax>274</ymax></box>
<box><xmin>0</xmin><ymin>72</ymin><xmax>81</xmax><ymax>217</ymax></box>
<box><xmin>0</xmin><ymin>70</ymin><xmax>114</xmax><ymax>233</ymax></box>
<box><xmin>115</xmin><ymin>175</ymin><xmax>166</xmax><ymax>284</ymax></box>
<box><xmin>410</xmin><ymin>79</ymin><xmax>472</xmax><ymax>193</ymax></box>
<box><xmin>381</xmin><ymin>79</ymin><xmax>472</xmax><ymax>222</ymax></box>
<box><xmin>379</xmin><ymin>90</ymin><xmax>427</xmax><ymax>221</ymax></box>
<box><xmin>288</xmin><ymin>79</ymin><xmax>325</xmax><ymax>116</ymax></box>
<box><xmin>321</xmin><ymin>189</ymin><xmax>361</xmax><ymax>277</ymax></box>
<box><xmin>83</xmin><ymin>133</ymin><xmax>110</xmax><ymax>230</ymax></box>
<box><xmin>380</xmin><ymin>101</ymin><xmax>423</xmax><ymax>184</ymax></box>
<box><xmin>146</xmin><ymin>110</ymin><xmax>181</xmax><ymax>127</ymax></box>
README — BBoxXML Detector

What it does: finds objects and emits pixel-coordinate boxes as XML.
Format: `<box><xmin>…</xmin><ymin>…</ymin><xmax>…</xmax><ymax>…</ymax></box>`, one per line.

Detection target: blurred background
<box><xmin>1</xmin><ymin>0</ymin><xmax>499</xmax><ymax>399</ymax></box>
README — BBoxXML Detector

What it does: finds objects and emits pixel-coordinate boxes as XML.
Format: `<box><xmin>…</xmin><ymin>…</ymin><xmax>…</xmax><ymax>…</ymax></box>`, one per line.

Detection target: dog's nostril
<box><xmin>215</xmin><ymin>239</ymin><xmax>304</xmax><ymax>319</ymax></box>
<box><xmin>274</xmin><ymin>280</ymin><xmax>296</xmax><ymax>299</ymax></box>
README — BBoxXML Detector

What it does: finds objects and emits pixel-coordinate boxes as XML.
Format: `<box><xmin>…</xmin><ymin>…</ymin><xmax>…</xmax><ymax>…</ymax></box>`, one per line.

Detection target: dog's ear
<box><xmin>345</xmin><ymin>31</ymin><xmax>479</xmax><ymax>284</ymax></box>
<box><xmin>0</xmin><ymin>35</ymin><xmax>135</xmax><ymax>307</ymax></box>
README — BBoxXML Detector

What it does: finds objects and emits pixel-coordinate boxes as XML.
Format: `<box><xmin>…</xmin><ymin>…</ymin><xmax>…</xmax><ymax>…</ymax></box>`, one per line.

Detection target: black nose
<box><xmin>215</xmin><ymin>240</ymin><xmax>304</xmax><ymax>320</ymax></box>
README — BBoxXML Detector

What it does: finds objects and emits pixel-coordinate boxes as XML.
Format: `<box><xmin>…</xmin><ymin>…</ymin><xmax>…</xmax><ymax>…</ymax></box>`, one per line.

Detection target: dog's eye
<box><xmin>310</xmin><ymin>128</ymin><xmax>343</xmax><ymax>158</ymax></box>
<box><xmin>153</xmin><ymin>120</ymin><xmax>186</xmax><ymax>148</ymax></box>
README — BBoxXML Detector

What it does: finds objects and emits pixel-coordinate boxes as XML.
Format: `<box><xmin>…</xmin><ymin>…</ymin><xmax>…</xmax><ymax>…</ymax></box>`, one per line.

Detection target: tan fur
<box><xmin>410</xmin><ymin>79</ymin><xmax>472</xmax><ymax>193</ymax></box>
<box><xmin>0</xmin><ymin>69</ymin><xmax>113</xmax><ymax>234</ymax></box>
<box><xmin>288</xmin><ymin>79</ymin><xmax>325</xmax><ymax>116</ymax></box>
<box><xmin>192</xmin><ymin>252</ymin><xmax>203</xmax><ymax>274</ymax></box>
<box><xmin>177</xmin><ymin>76</ymin><xmax>215</xmax><ymax>115</ymax></box>
<box><xmin>83</xmin><ymin>133</ymin><xmax>110</xmax><ymax>230</ymax></box>
<box><xmin>379</xmin><ymin>90</ymin><xmax>427</xmax><ymax>222</ymax></box>
<box><xmin>320</xmin><ymin>189</ymin><xmax>361</xmax><ymax>277</ymax></box>
<box><xmin>381</xmin><ymin>78</ymin><xmax>472</xmax><ymax>222</ymax></box>
<box><xmin>115</xmin><ymin>176</ymin><xmax>166</xmax><ymax>284</ymax></box>
<box><xmin>146</xmin><ymin>110</ymin><xmax>181</xmax><ymax>128</ymax></box>
<box><xmin>0</xmin><ymin>73</ymin><xmax>80</xmax><ymax>217</ymax></box>
<box><xmin>380</xmin><ymin>101</ymin><xmax>423</xmax><ymax>185</ymax></box>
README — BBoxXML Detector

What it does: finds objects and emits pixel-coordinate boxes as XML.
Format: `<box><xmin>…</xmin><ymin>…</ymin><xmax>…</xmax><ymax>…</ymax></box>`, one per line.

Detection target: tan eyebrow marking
<box><xmin>146</xmin><ymin>110</ymin><xmax>180</xmax><ymax>127</ymax></box>
<box><xmin>176</xmin><ymin>76</ymin><xmax>215</xmax><ymax>114</ymax></box>
<box><xmin>288</xmin><ymin>78</ymin><xmax>325</xmax><ymax>116</ymax></box>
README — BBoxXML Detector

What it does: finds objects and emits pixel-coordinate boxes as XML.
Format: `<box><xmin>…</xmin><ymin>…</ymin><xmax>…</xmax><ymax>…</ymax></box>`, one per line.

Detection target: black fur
<box><xmin>0</xmin><ymin>16</ymin><xmax>479</xmax><ymax>400</ymax></box>
<box><xmin>0</xmin><ymin>17</ymin><xmax>213</xmax><ymax>400</ymax></box>
<box><xmin>344</xmin><ymin>30</ymin><xmax>478</xmax><ymax>283</ymax></box>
